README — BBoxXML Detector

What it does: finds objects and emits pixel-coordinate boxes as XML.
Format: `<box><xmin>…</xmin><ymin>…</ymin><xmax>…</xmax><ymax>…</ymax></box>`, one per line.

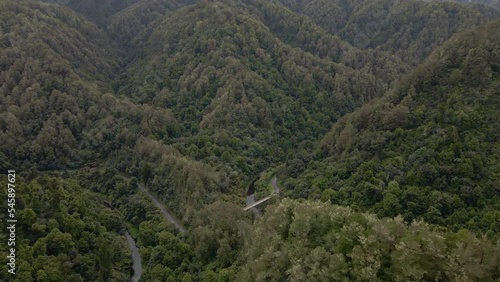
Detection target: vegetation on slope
<box><xmin>274</xmin><ymin>0</ymin><xmax>499</xmax><ymax>65</ymax></box>
<box><xmin>0</xmin><ymin>0</ymin><xmax>180</xmax><ymax>169</ymax></box>
<box><xmin>283</xmin><ymin>19</ymin><xmax>500</xmax><ymax>238</ymax></box>
<box><xmin>117</xmin><ymin>0</ymin><xmax>388</xmax><ymax>198</ymax></box>
<box><xmin>238</xmin><ymin>199</ymin><xmax>499</xmax><ymax>281</ymax></box>
<box><xmin>41</xmin><ymin>0</ymin><xmax>141</xmax><ymax>27</ymax></box>
<box><xmin>0</xmin><ymin>176</ymin><xmax>132</xmax><ymax>281</ymax></box>
<box><xmin>108</xmin><ymin>0</ymin><xmax>201</xmax><ymax>46</ymax></box>
<box><xmin>1</xmin><ymin>0</ymin><xmax>499</xmax><ymax>280</ymax></box>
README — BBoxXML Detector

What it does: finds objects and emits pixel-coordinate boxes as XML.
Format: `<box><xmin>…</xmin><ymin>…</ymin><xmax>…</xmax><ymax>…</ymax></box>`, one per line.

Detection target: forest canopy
<box><xmin>1</xmin><ymin>0</ymin><xmax>499</xmax><ymax>280</ymax></box>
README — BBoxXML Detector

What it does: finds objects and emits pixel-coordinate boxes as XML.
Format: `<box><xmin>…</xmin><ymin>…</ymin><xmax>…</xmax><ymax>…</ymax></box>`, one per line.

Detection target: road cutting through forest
<box><xmin>124</xmin><ymin>231</ymin><xmax>142</xmax><ymax>282</ymax></box>
<box><xmin>126</xmin><ymin>176</ymin><xmax>279</xmax><ymax>281</ymax></box>
<box><xmin>138</xmin><ymin>183</ymin><xmax>187</xmax><ymax>233</ymax></box>
<box><xmin>124</xmin><ymin>181</ymin><xmax>187</xmax><ymax>282</ymax></box>
<box><xmin>245</xmin><ymin>176</ymin><xmax>281</xmax><ymax>211</ymax></box>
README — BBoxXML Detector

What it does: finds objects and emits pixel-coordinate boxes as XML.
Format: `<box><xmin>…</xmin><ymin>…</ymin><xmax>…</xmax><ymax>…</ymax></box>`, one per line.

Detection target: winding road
<box><xmin>138</xmin><ymin>183</ymin><xmax>187</xmax><ymax>233</ymax></box>
<box><xmin>271</xmin><ymin>176</ymin><xmax>280</xmax><ymax>194</ymax></box>
<box><xmin>245</xmin><ymin>176</ymin><xmax>280</xmax><ymax>211</ymax></box>
<box><xmin>124</xmin><ymin>176</ymin><xmax>279</xmax><ymax>281</ymax></box>
<box><xmin>124</xmin><ymin>231</ymin><xmax>142</xmax><ymax>282</ymax></box>
<box><xmin>124</xmin><ymin>181</ymin><xmax>187</xmax><ymax>282</ymax></box>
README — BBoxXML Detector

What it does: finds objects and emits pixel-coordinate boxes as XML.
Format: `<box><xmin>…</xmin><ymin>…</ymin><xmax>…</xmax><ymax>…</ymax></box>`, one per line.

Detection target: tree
<box><xmin>97</xmin><ymin>233</ymin><xmax>112</xmax><ymax>282</ymax></box>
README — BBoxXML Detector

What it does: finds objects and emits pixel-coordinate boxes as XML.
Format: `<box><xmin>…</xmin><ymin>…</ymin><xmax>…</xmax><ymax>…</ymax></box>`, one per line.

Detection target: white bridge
<box><xmin>244</xmin><ymin>176</ymin><xmax>280</xmax><ymax>211</ymax></box>
<box><xmin>243</xmin><ymin>195</ymin><xmax>273</xmax><ymax>211</ymax></box>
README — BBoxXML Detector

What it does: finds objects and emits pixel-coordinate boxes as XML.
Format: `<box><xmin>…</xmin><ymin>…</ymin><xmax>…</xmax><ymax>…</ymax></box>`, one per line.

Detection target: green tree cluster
<box><xmin>238</xmin><ymin>199</ymin><xmax>499</xmax><ymax>281</ymax></box>
<box><xmin>1</xmin><ymin>0</ymin><xmax>499</xmax><ymax>280</ymax></box>
<box><xmin>284</xmin><ymin>18</ymin><xmax>500</xmax><ymax>238</ymax></box>
<box><xmin>0</xmin><ymin>176</ymin><xmax>131</xmax><ymax>281</ymax></box>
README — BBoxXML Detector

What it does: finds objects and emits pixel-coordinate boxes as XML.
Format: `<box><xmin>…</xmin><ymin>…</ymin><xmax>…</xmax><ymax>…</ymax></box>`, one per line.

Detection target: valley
<box><xmin>1</xmin><ymin>0</ymin><xmax>499</xmax><ymax>280</ymax></box>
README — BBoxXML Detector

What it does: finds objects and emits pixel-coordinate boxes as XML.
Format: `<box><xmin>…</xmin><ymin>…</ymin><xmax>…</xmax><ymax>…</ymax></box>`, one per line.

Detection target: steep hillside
<box><xmin>117</xmin><ymin>0</ymin><xmax>389</xmax><ymax>193</ymax></box>
<box><xmin>0</xmin><ymin>3</ymin><xmax>226</xmax><ymax>279</ymax></box>
<box><xmin>2</xmin><ymin>0</ymin><xmax>120</xmax><ymax>82</ymax></box>
<box><xmin>282</xmin><ymin>19</ymin><xmax>500</xmax><ymax>237</ymax></box>
<box><xmin>427</xmin><ymin>0</ymin><xmax>500</xmax><ymax>9</ymax></box>
<box><xmin>0</xmin><ymin>0</ymin><xmax>225</xmax><ymax>222</ymax></box>
<box><xmin>41</xmin><ymin>0</ymin><xmax>141</xmax><ymax>26</ymax></box>
<box><xmin>0</xmin><ymin>0</ymin><xmax>176</xmax><ymax>170</ymax></box>
<box><xmin>2</xmin><ymin>0</ymin><xmax>500</xmax><ymax>280</ymax></box>
<box><xmin>274</xmin><ymin>0</ymin><xmax>499</xmax><ymax>65</ymax></box>
<box><xmin>227</xmin><ymin>0</ymin><xmax>408</xmax><ymax>83</ymax></box>
<box><xmin>108</xmin><ymin>0</ymin><xmax>198</xmax><ymax>45</ymax></box>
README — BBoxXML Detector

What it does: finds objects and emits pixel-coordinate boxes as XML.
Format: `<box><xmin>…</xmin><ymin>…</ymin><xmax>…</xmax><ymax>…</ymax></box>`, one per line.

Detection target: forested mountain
<box><xmin>427</xmin><ymin>0</ymin><xmax>500</xmax><ymax>9</ymax></box>
<box><xmin>119</xmin><ymin>0</ymin><xmax>387</xmax><ymax>171</ymax></box>
<box><xmin>106</xmin><ymin>0</ymin><xmax>406</xmax><ymax>219</ymax></box>
<box><xmin>115</xmin><ymin>0</ymin><xmax>498</xmax><ymax>203</ymax></box>
<box><xmin>283</xmin><ymin>18</ymin><xmax>500</xmax><ymax>238</ymax></box>
<box><xmin>273</xmin><ymin>0</ymin><xmax>499</xmax><ymax>65</ymax></box>
<box><xmin>1</xmin><ymin>0</ymin><xmax>499</xmax><ymax>280</ymax></box>
<box><xmin>40</xmin><ymin>0</ymin><xmax>141</xmax><ymax>27</ymax></box>
<box><xmin>0</xmin><ymin>0</ymin><xmax>178</xmax><ymax>171</ymax></box>
<box><xmin>108</xmin><ymin>0</ymin><xmax>200</xmax><ymax>45</ymax></box>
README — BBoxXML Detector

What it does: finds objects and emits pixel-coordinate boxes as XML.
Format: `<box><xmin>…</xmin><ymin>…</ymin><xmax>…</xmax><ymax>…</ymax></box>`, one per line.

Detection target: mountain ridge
<box><xmin>1</xmin><ymin>0</ymin><xmax>499</xmax><ymax>280</ymax></box>
<box><xmin>283</xmin><ymin>18</ymin><xmax>500</xmax><ymax>237</ymax></box>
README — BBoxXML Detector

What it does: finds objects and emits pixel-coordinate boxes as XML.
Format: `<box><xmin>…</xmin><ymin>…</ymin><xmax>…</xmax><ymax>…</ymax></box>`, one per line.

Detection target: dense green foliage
<box><xmin>1</xmin><ymin>0</ymin><xmax>499</xmax><ymax>280</ymax></box>
<box><xmin>238</xmin><ymin>199</ymin><xmax>499</xmax><ymax>281</ymax></box>
<box><xmin>428</xmin><ymin>0</ymin><xmax>500</xmax><ymax>9</ymax></box>
<box><xmin>0</xmin><ymin>176</ymin><xmax>131</xmax><ymax>281</ymax></box>
<box><xmin>274</xmin><ymin>0</ymin><xmax>499</xmax><ymax>65</ymax></box>
<box><xmin>119</xmin><ymin>0</ymin><xmax>387</xmax><ymax>172</ymax></box>
<box><xmin>117</xmin><ymin>178</ymin><xmax>199</xmax><ymax>282</ymax></box>
<box><xmin>283</xmin><ymin>19</ymin><xmax>500</xmax><ymax>238</ymax></box>
<box><xmin>0</xmin><ymin>0</ymin><xmax>201</xmax><ymax>215</ymax></box>
<box><xmin>108</xmin><ymin>0</ymin><xmax>197</xmax><ymax>45</ymax></box>
<box><xmin>41</xmin><ymin>0</ymin><xmax>141</xmax><ymax>27</ymax></box>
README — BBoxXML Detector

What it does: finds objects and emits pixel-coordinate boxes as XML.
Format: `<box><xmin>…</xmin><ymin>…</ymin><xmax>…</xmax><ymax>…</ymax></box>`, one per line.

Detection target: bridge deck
<box><xmin>243</xmin><ymin>195</ymin><xmax>272</xmax><ymax>211</ymax></box>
